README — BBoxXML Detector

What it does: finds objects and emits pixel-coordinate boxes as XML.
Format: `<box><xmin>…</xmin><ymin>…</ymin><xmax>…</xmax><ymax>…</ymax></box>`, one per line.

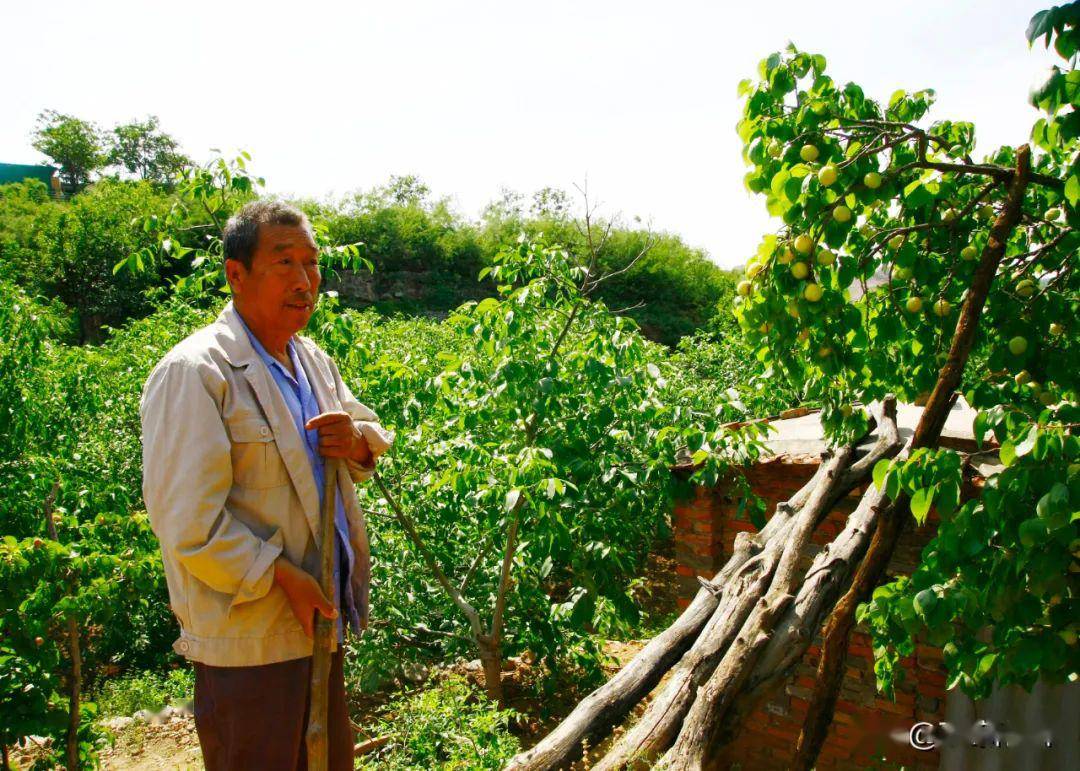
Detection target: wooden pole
<box><xmin>306</xmin><ymin>457</ymin><xmax>341</xmax><ymax>771</ymax></box>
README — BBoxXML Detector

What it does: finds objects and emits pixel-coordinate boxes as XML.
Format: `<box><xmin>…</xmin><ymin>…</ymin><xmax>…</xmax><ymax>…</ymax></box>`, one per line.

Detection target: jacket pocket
<box><xmin>226</xmin><ymin>418</ymin><xmax>290</xmax><ymax>489</ymax></box>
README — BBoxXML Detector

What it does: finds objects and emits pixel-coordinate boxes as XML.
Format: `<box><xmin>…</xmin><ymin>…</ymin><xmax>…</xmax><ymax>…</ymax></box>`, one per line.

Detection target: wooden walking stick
<box><xmin>307</xmin><ymin>457</ymin><xmax>342</xmax><ymax>771</ymax></box>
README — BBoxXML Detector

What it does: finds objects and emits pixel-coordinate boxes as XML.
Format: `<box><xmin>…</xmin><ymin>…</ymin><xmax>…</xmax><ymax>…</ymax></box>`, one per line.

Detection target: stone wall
<box><xmin>672</xmin><ymin>458</ymin><xmax>949</xmax><ymax>770</ymax></box>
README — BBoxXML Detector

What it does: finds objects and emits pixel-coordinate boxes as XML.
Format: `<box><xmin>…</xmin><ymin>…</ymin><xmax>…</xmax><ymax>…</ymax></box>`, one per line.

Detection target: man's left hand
<box><xmin>305</xmin><ymin>411</ymin><xmax>373</xmax><ymax>464</ymax></box>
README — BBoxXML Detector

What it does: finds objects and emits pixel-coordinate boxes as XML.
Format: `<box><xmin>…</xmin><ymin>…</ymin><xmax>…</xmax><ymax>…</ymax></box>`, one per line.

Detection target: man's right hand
<box><xmin>273</xmin><ymin>557</ymin><xmax>337</xmax><ymax>638</ymax></box>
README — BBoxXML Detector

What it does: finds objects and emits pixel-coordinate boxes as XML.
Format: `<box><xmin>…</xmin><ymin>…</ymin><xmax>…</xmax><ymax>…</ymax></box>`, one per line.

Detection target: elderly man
<box><xmin>140</xmin><ymin>199</ymin><xmax>393</xmax><ymax>770</ymax></box>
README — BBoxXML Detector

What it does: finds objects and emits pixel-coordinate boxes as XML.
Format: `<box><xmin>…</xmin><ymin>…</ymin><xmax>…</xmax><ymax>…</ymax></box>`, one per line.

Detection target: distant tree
<box><xmin>31</xmin><ymin>110</ymin><xmax>106</xmax><ymax>191</ymax></box>
<box><xmin>481</xmin><ymin>187</ymin><xmax>526</xmax><ymax>223</ymax></box>
<box><xmin>530</xmin><ymin>186</ymin><xmax>572</xmax><ymax>219</ymax></box>
<box><xmin>383</xmin><ymin>174</ymin><xmax>431</xmax><ymax>206</ymax></box>
<box><xmin>108</xmin><ymin>116</ymin><xmax>190</xmax><ymax>184</ymax></box>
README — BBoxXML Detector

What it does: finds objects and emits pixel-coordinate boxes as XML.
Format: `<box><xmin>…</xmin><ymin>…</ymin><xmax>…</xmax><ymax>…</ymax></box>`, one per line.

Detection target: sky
<box><xmin>2</xmin><ymin>0</ymin><xmax>1060</xmax><ymax>268</ymax></box>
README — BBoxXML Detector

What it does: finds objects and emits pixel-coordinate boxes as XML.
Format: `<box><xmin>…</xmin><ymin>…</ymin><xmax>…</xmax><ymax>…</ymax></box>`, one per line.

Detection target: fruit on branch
<box><xmin>863</xmin><ymin>171</ymin><xmax>882</xmax><ymax>189</ymax></box>
<box><xmin>787</xmin><ymin>300</ymin><xmax>801</xmax><ymax>317</ymax></box>
<box><xmin>1050</xmin><ymin>322</ymin><xmax>1064</xmax><ymax>336</ymax></box>
<box><xmin>818</xmin><ymin>164</ymin><xmax>838</xmax><ymax>187</ymax></box>
<box><xmin>798</xmin><ymin>328</ymin><xmax>811</xmax><ymax>342</ymax></box>
<box><xmin>804</xmin><ymin>283</ymin><xmax>824</xmax><ymax>302</ymax></box>
<box><xmin>747</xmin><ymin>261</ymin><xmax>765</xmax><ymax>278</ymax></box>
<box><xmin>817</xmin><ymin>345</ymin><xmax>833</xmax><ymax>358</ymax></box>
<box><xmin>961</xmin><ymin>245</ymin><xmax>978</xmax><ymax>261</ymax></box>
<box><xmin>839</xmin><ymin>404</ymin><xmax>853</xmax><ymax>417</ymax></box>
<box><xmin>800</xmin><ymin>144</ymin><xmax>820</xmax><ymax>162</ymax></box>
<box><xmin>978</xmin><ymin>204</ymin><xmax>995</xmax><ymax>220</ymax></box>
<box><xmin>816</xmin><ymin>249</ymin><xmax>836</xmax><ymax>266</ymax></box>
<box><xmin>888</xmin><ymin>235</ymin><xmax>905</xmax><ymax>250</ymax></box>
<box><xmin>767</xmin><ymin>140</ymin><xmax>783</xmax><ymax>158</ymax></box>
<box><xmin>933</xmin><ymin>299</ymin><xmax>952</xmax><ymax>317</ymax></box>
<box><xmin>1015</xmin><ymin>370</ymin><xmax>1031</xmax><ymax>385</ymax></box>
<box><xmin>737</xmin><ymin>280</ymin><xmax>752</xmax><ymax>297</ymax></box>
<box><xmin>35</xmin><ymin>636</ymin><xmax>45</xmax><ymax>646</ymax></box>
<box><xmin>791</xmin><ymin>261</ymin><xmax>810</xmax><ymax>279</ymax></box>
<box><xmin>777</xmin><ymin>246</ymin><xmax>795</xmax><ymax>264</ymax></box>
<box><xmin>1045</xmin><ymin>207</ymin><xmax>1061</xmax><ymax>220</ymax></box>
<box><xmin>942</xmin><ymin>208</ymin><xmax>958</xmax><ymax>223</ymax></box>
<box><xmin>1016</xmin><ymin>279</ymin><xmax>1037</xmax><ymax>298</ymax></box>
<box><xmin>1008</xmin><ymin>336</ymin><xmax>1029</xmax><ymax>356</ymax></box>
<box><xmin>794</xmin><ymin>234</ymin><xmax>814</xmax><ymax>254</ymax></box>
<box><xmin>833</xmin><ymin>205</ymin><xmax>852</xmax><ymax>223</ymax></box>
<box><xmin>905</xmin><ymin>297</ymin><xmax>923</xmax><ymax>313</ymax></box>
<box><xmin>894</xmin><ymin>267</ymin><xmax>913</xmax><ymax>281</ymax></box>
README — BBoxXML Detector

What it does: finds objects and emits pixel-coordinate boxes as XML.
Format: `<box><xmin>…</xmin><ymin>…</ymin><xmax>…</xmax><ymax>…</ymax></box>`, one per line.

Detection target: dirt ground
<box><xmin>100</xmin><ymin>719</ymin><xmax>203</xmax><ymax>771</ymax></box>
<box><xmin>11</xmin><ymin>540</ymin><xmax>681</xmax><ymax>770</ymax></box>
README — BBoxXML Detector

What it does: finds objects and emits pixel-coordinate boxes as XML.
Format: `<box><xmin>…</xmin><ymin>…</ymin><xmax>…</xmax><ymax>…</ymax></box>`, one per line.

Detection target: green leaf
<box><xmin>1018</xmin><ymin>518</ymin><xmax>1047</xmax><ymax>548</ymax></box>
<box><xmin>936</xmin><ymin>482</ymin><xmax>959</xmax><ymax>518</ymax></box>
<box><xmin>1037</xmin><ymin>483</ymin><xmax>1069</xmax><ymax>526</ymax></box>
<box><xmin>1000</xmin><ymin>441</ymin><xmax>1017</xmax><ymax>466</ymax></box>
<box><xmin>977</xmin><ymin>652</ymin><xmax>998</xmax><ymax>677</ymax></box>
<box><xmin>911</xmin><ymin>487</ymin><xmax>935</xmax><ymax>525</ymax></box>
<box><xmin>1015</xmin><ymin>425</ymin><xmax>1039</xmax><ymax>457</ymax></box>
<box><xmin>1065</xmin><ymin>174</ymin><xmax>1079</xmax><ymax>207</ymax></box>
<box><xmin>872</xmin><ymin>459</ymin><xmax>891</xmax><ymax>492</ymax></box>
<box><xmin>1026</xmin><ymin>10</ymin><xmax>1051</xmax><ymax>46</ymax></box>
<box><xmin>973</xmin><ymin>411</ymin><xmax>988</xmax><ymax>450</ymax></box>
<box><xmin>885</xmin><ymin>468</ymin><xmax>900</xmax><ymax>500</ymax></box>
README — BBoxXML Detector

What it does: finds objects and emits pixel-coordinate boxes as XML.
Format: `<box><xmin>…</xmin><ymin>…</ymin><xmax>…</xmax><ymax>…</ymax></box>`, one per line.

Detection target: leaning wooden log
<box><xmin>712</xmin><ymin>486</ymin><xmax>901</xmax><ymax>755</ymax></box>
<box><xmin>653</xmin><ymin>441</ymin><xmax>858</xmax><ymax>770</ymax></box>
<box><xmin>594</xmin><ymin>398</ymin><xmax>900</xmax><ymax>770</ymax></box>
<box><xmin>503</xmin><ymin>459</ymin><xmax>836</xmax><ymax>771</ymax></box>
<box><xmin>709</xmin><ymin>401</ymin><xmax>902</xmax><ymax>752</ymax></box>
<box><xmin>593</xmin><ymin>509</ymin><xmax>802</xmax><ymax>771</ymax></box>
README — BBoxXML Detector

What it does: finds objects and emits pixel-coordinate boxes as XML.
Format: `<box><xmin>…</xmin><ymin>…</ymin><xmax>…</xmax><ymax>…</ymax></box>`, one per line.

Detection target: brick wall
<box><xmin>672</xmin><ymin>458</ymin><xmax>949</xmax><ymax>770</ymax></box>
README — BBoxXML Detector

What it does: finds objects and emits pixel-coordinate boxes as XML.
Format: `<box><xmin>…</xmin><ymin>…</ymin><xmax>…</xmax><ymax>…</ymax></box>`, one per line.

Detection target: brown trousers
<box><xmin>193</xmin><ymin>652</ymin><xmax>354</xmax><ymax>771</ymax></box>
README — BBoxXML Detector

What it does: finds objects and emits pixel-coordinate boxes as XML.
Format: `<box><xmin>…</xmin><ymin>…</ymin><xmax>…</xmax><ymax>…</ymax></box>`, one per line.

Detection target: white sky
<box><xmin>2</xmin><ymin>0</ymin><xmax>1060</xmax><ymax>268</ymax></box>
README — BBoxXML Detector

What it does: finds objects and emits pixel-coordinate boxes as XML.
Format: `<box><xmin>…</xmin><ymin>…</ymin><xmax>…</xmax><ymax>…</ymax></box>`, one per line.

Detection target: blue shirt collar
<box><xmin>235</xmin><ymin>310</ymin><xmax>299</xmax><ymax>381</ymax></box>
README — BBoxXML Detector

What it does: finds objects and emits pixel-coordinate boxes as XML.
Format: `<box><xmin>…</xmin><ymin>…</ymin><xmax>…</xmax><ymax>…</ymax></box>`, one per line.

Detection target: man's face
<box><xmin>226</xmin><ymin>222</ymin><xmax>321</xmax><ymax>339</ymax></box>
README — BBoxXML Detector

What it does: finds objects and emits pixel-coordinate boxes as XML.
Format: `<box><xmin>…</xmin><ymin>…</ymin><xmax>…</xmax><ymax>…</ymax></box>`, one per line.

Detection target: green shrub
<box><xmin>94</xmin><ymin>669</ymin><xmax>193</xmax><ymax>717</ymax></box>
<box><xmin>357</xmin><ymin>674</ymin><xmax>521</xmax><ymax>770</ymax></box>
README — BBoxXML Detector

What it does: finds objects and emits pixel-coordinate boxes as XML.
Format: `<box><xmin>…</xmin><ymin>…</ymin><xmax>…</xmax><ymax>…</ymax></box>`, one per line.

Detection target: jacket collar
<box><xmin>216</xmin><ymin>301</ymin><xmax>277</xmax><ymax>368</ymax></box>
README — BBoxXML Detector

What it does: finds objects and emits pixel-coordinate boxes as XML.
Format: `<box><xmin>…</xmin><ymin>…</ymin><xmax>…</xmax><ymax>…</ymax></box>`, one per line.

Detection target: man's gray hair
<box><xmin>223</xmin><ymin>199</ymin><xmax>310</xmax><ymax>269</ymax></box>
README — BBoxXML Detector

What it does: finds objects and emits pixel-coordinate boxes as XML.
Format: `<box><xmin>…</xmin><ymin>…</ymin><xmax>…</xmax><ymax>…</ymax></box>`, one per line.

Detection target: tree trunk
<box><xmin>63</xmin><ymin>615</ymin><xmax>82</xmax><ymax>771</ymax></box>
<box><xmin>480</xmin><ymin>635</ymin><xmax>504</xmax><ymax>704</ymax></box>
<box><xmin>791</xmin><ymin>144</ymin><xmax>1033</xmax><ymax>771</ymax></box>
